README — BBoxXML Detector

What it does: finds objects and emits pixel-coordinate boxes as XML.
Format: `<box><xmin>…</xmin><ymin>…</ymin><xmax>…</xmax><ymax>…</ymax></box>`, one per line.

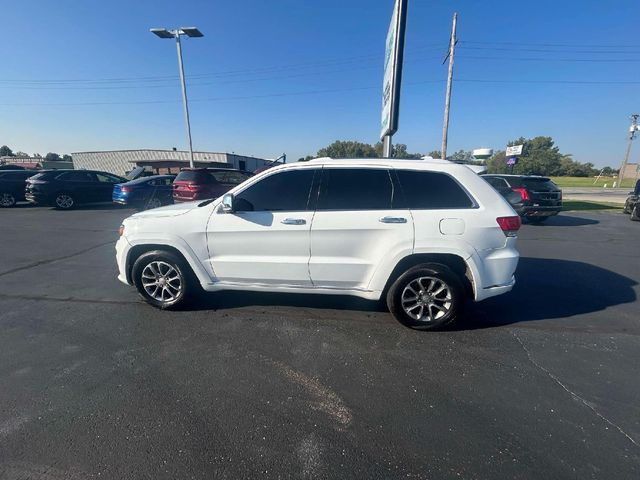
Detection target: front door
<box><xmin>309</xmin><ymin>167</ymin><xmax>413</xmax><ymax>290</ymax></box>
<box><xmin>207</xmin><ymin>167</ymin><xmax>319</xmax><ymax>286</ymax></box>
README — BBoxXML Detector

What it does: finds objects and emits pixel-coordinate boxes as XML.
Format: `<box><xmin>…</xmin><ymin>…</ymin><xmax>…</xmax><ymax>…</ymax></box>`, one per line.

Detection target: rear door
<box><xmin>309</xmin><ymin>167</ymin><xmax>413</xmax><ymax>289</ymax></box>
<box><xmin>57</xmin><ymin>171</ymin><xmax>98</xmax><ymax>203</ymax></box>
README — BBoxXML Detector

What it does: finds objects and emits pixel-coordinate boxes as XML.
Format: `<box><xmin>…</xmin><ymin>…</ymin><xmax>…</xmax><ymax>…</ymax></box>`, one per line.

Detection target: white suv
<box><xmin>116</xmin><ymin>158</ymin><xmax>520</xmax><ymax>330</ymax></box>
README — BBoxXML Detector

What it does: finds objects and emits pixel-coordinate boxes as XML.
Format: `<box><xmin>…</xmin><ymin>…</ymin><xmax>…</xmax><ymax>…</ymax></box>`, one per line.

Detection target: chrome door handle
<box><xmin>379</xmin><ymin>216</ymin><xmax>407</xmax><ymax>224</ymax></box>
<box><xmin>281</xmin><ymin>218</ymin><xmax>306</xmax><ymax>225</ymax></box>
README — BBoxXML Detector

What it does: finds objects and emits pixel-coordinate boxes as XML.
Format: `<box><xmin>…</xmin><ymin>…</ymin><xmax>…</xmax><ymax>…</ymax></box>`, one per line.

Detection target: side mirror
<box><xmin>221</xmin><ymin>193</ymin><xmax>235</xmax><ymax>213</ymax></box>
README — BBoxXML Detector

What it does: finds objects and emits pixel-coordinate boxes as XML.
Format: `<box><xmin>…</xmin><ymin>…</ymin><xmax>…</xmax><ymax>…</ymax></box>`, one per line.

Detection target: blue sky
<box><xmin>1</xmin><ymin>0</ymin><xmax>638</xmax><ymax>167</ymax></box>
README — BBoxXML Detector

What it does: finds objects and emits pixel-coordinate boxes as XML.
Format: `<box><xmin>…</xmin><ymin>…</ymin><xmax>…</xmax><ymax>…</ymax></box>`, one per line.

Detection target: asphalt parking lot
<box><xmin>1</xmin><ymin>205</ymin><xmax>639</xmax><ymax>479</ymax></box>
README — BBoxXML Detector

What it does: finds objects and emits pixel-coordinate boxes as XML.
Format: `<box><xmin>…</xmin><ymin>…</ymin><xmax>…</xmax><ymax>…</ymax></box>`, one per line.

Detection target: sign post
<box><xmin>505</xmin><ymin>144</ymin><xmax>523</xmax><ymax>174</ymax></box>
<box><xmin>380</xmin><ymin>0</ymin><xmax>408</xmax><ymax>158</ymax></box>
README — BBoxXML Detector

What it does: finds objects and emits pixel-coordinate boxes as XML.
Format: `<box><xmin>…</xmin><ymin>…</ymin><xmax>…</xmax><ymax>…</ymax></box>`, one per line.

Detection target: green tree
<box><xmin>427</xmin><ymin>150</ymin><xmax>442</xmax><ymax>159</ymax></box>
<box><xmin>448</xmin><ymin>150</ymin><xmax>476</xmax><ymax>162</ymax></box>
<box><xmin>62</xmin><ymin>154</ymin><xmax>73</xmax><ymax>162</ymax></box>
<box><xmin>45</xmin><ymin>152</ymin><xmax>61</xmax><ymax>162</ymax></box>
<box><xmin>317</xmin><ymin>140</ymin><xmax>378</xmax><ymax>159</ymax></box>
<box><xmin>0</xmin><ymin>145</ymin><xmax>14</xmax><ymax>157</ymax></box>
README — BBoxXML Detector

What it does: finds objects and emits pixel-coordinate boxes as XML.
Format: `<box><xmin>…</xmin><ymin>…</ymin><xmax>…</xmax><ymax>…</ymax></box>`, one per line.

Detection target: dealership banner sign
<box><xmin>381</xmin><ymin>0</ymin><xmax>408</xmax><ymax>140</ymax></box>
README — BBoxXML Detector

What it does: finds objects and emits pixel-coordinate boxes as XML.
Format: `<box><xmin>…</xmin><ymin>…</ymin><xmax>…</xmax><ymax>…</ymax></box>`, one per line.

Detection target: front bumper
<box><xmin>115</xmin><ymin>236</ymin><xmax>132</xmax><ymax>285</ymax></box>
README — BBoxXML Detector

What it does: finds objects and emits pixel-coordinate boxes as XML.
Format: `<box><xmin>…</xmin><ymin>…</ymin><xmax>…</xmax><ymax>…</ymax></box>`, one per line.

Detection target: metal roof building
<box><xmin>71</xmin><ymin>149</ymin><xmax>271</xmax><ymax>176</ymax></box>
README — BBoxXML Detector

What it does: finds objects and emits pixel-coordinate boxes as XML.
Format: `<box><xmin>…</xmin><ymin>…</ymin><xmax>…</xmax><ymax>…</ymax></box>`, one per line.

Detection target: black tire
<box><xmin>53</xmin><ymin>192</ymin><xmax>75</xmax><ymax>210</ymax></box>
<box><xmin>386</xmin><ymin>264</ymin><xmax>465</xmax><ymax>331</ymax></box>
<box><xmin>144</xmin><ymin>196</ymin><xmax>164</xmax><ymax>210</ymax></box>
<box><xmin>623</xmin><ymin>202</ymin><xmax>631</xmax><ymax>214</ymax></box>
<box><xmin>0</xmin><ymin>192</ymin><xmax>16</xmax><ymax>208</ymax></box>
<box><xmin>528</xmin><ymin>216</ymin><xmax>549</xmax><ymax>224</ymax></box>
<box><xmin>631</xmin><ymin>206</ymin><xmax>640</xmax><ymax>222</ymax></box>
<box><xmin>132</xmin><ymin>250</ymin><xmax>197</xmax><ymax>309</ymax></box>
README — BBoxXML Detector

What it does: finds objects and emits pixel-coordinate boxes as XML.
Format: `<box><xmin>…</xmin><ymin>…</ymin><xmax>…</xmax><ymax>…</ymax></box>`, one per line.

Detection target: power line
<box><xmin>458</xmin><ymin>45</ymin><xmax>640</xmax><ymax>54</ymax></box>
<box><xmin>461</xmin><ymin>40</ymin><xmax>640</xmax><ymax>49</ymax></box>
<box><xmin>2</xmin><ymin>77</ymin><xmax>639</xmax><ymax>107</ymax></box>
<box><xmin>457</xmin><ymin>55</ymin><xmax>640</xmax><ymax>63</ymax></box>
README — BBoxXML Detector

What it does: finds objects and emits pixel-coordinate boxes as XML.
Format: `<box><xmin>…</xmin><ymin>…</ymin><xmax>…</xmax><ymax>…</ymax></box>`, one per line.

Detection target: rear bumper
<box><xmin>470</xmin><ymin>238</ymin><xmax>520</xmax><ymax>302</ymax></box>
<box><xmin>518</xmin><ymin>205</ymin><xmax>562</xmax><ymax>217</ymax></box>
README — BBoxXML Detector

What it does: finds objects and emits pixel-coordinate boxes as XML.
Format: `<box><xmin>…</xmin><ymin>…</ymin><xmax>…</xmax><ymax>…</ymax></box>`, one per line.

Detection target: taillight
<box><xmin>496</xmin><ymin>216</ymin><xmax>521</xmax><ymax>237</ymax></box>
<box><xmin>119</xmin><ymin>225</ymin><xmax>125</xmax><ymax>236</ymax></box>
<box><xmin>511</xmin><ymin>187</ymin><xmax>530</xmax><ymax>201</ymax></box>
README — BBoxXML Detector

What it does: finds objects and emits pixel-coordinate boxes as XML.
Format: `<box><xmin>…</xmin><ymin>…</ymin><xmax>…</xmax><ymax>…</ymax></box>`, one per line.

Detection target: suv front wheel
<box><xmin>132</xmin><ymin>250</ymin><xmax>196</xmax><ymax>309</ymax></box>
<box><xmin>386</xmin><ymin>264</ymin><xmax>464</xmax><ymax>330</ymax></box>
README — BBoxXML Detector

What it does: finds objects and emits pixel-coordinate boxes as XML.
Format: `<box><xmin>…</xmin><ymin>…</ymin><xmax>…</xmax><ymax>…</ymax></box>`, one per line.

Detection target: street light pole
<box><xmin>151</xmin><ymin>27</ymin><xmax>203</xmax><ymax>169</ymax></box>
<box><xmin>174</xmin><ymin>34</ymin><xmax>195</xmax><ymax>169</ymax></box>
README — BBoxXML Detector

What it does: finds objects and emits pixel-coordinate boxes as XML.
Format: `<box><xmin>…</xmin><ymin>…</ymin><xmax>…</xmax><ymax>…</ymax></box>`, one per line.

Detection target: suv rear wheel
<box><xmin>132</xmin><ymin>250</ymin><xmax>195</xmax><ymax>309</ymax></box>
<box><xmin>386</xmin><ymin>264</ymin><xmax>464</xmax><ymax>330</ymax></box>
<box><xmin>54</xmin><ymin>192</ymin><xmax>75</xmax><ymax>210</ymax></box>
<box><xmin>631</xmin><ymin>206</ymin><xmax>640</xmax><ymax>222</ymax></box>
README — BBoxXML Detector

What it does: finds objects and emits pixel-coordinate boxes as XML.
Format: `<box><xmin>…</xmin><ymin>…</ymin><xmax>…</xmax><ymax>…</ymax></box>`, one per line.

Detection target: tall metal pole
<box><xmin>175</xmin><ymin>33</ymin><xmax>195</xmax><ymax>169</ymax></box>
<box><xmin>617</xmin><ymin>114</ymin><xmax>639</xmax><ymax>188</ymax></box>
<box><xmin>383</xmin><ymin>136</ymin><xmax>392</xmax><ymax>158</ymax></box>
<box><xmin>441</xmin><ymin>12</ymin><xmax>457</xmax><ymax>161</ymax></box>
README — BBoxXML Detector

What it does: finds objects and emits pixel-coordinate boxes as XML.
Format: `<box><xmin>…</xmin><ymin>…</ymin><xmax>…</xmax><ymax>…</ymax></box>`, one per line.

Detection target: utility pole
<box><xmin>617</xmin><ymin>114</ymin><xmax>639</xmax><ymax>187</ymax></box>
<box><xmin>441</xmin><ymin>12</ymin><xmax>457</xmax><ymax>161</ymax></box>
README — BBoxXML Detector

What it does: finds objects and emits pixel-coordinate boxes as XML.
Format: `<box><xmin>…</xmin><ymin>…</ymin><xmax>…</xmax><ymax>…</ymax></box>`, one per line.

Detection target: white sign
<box><xmin>506</xmin><ymin>144</ymin><xmax>524</xmax><ymax>156</ymax></box>
<box><xmin>381</xmin><ymin>0</ymin><xmax>403</xmax><ymax>139</ymax></box>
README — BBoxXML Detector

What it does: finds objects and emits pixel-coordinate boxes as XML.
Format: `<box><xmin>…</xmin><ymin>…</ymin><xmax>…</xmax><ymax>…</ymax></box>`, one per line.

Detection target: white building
<box><xmin>71</xmin><ymin>149</ymin><xmax>271</xmax><ymax>176</ymax></box>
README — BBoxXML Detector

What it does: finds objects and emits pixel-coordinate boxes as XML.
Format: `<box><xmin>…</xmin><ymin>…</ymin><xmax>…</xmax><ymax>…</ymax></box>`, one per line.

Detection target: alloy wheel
<box><xmin>401</xmin><ymin>276</ymin><xmax>452</xmax><ymax>322</ymax></box>
<box><xmin>141</xmin><ymin>261</ymin><xmax>183</xmax><ymax>303</ymax></box>
<box><xmin>55</xmin><ymin>194</ymin><xmax>74</xmax><ymax>209</ymax></box>
<box><xmin>0</xmin><ymin>193</ymin><xmax>16</xmax><ymax>207</ymax></box>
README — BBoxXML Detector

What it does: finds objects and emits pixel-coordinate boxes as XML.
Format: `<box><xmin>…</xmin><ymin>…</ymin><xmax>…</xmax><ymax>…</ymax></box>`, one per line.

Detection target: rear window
<box><xmin>521</xmin><ymin>178</ymin><xmax>559</xmax><ymax>191</ymax></box>
<box><xmin>209</xmin><ymin>170</ymin><xmax>252</xmax><ymax>185</ymax></box>
<box><xmin>396</xmin><ymin>170</ymin><xmax>475</xmax><ymax>209</ymax></box>
<box><xmin>175</xmin><ymin>171</ymin><xmax>209</xmax><ymax>183</ymax></box>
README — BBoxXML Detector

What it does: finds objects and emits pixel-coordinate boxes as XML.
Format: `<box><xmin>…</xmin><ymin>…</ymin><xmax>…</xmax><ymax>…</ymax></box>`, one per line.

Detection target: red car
<box><xmin>172</xmin><ymin>168</ymin><xmax>253</xmax><ymax>203</ymax></box>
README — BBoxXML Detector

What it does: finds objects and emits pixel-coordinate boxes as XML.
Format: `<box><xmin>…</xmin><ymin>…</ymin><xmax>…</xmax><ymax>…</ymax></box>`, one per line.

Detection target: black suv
<box><xmin>482</xmin><ymin>174</ymin><xmax>562</xmax><ymax>223</ymax></box>
<box><xmin>25</xmin><ymin>169</ymin><xmax>127</xmax><ymax>209</ymax></box>
<box><xmin>0</xmin><ymin>170</ymin><xmax>37</xmax><ymax>207</ymax></box>
<box><xmin>623</xmin><ymin>179</ymin><xmax>640</xmax><ymax>221</ymax></box>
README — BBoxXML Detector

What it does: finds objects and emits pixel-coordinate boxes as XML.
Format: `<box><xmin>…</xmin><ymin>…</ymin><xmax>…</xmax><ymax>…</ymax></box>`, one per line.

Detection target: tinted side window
<box><xmin>234</xmin><ymin>169</ymin><xmax>315</xmax><ymax>212</ymax></box>
<box><xmin>59</xmin><ymin>171</ymin><xmax>95</xmax><ymax>182</ymax></box>
<box><xmin>96</xmin><ymin>173</ymin><xmax>122</xmax><ymax>183</ymax></box>
<box><xmin>317</xmin><ymin>168</ymin><xmax>393</xmax><ymax>210</ymax></box>
<box><xmin>484</xmin><ymin>177</ymin><xmax>509</xmax><ymax>189</ymax></box>
<box><xmin>1</xmin><ymin>172</ymin><xmax>31</xmax><ymax>180</ymax></box>
<box><xmin>397</xmin><ymin>170</ymin><xmax>474</xmax><ymax>209</ymax></box>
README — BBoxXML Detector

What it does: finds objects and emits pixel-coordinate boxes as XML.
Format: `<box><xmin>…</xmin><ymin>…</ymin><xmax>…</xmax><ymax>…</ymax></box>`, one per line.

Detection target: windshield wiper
<box><xmin>197</xmin><ymin>199</ymin><xmax>216</xmax><ymax>207</ymax></box>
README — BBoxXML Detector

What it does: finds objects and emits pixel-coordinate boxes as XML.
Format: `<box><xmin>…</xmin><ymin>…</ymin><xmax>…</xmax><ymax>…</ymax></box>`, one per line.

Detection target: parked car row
<box><xmin>0</xmin><ymin>167</ymin><xmax>253</xmax><ymax>210</ymax></box>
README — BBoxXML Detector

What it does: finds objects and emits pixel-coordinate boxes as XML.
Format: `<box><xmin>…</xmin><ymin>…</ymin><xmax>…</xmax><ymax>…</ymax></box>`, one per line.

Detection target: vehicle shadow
<box><xmin>525</xmin><ymin>215</ymin><xmax>599</xmax><ymax>227</ymax></box>
<box><xmin>188</xmin><ymin>257</ymin><xmax>636</xmax><ymax>330</ymax></box>
<box><xmin>456</xmin><ymin>257</ymin><xmax>637</xmax><ymax>330</ymax></box>
<box><xmin>191</xmin><ymin>290</ymin><xmax>382</xmax><ymax>313</ymax></box>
